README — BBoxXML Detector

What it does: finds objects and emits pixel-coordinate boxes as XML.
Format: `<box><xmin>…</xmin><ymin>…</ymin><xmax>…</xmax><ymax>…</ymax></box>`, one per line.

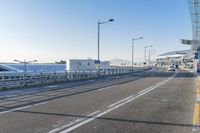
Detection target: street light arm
<box><xmin>145</xmin><ymin>45</ymin><xmax>152</xmax><ymax>48</ymax></box>
<box><xmin>133</xmin><ymin>37</ymin><xmax>143</xmax><ymax>41</ymax></box>
<box><xmin>98</xmin><ymin>18</ymin><xmax>114</xmax><ymax>24</ymax></box>
<box><xmin>13</xmin><ymin>60</ymin><xmax>24</xmax><ymax>63</ymax></box>
<box><xmin>14</xmin><ymin>59</ymin><xmax>37</xmax><ymax>64</ymax></box>
<box><xmin>27</xmin><ymin>60</ymin><xmax>37</xmax><ymax>63</ymax></box>
<box><xmin>99</xmin><ymin>21</ymin><xmax>110</xmax><ymax>24</ymax></box>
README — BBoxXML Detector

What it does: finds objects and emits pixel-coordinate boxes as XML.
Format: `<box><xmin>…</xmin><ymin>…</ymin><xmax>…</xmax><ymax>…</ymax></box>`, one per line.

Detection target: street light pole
<box><xmin>144</xmin><ymin>45</ymin><xmax>152</xmax><ymax>64</ymax></box>
<box><xmin>132</xmin><ymin>37</ymin><xmax>143</xmax><ymax>72</ymax></box>
<box><xmin>97</xmin><ymin>18</ymin><xmax>114</xmax><ymax>73</ymax></box>
<box><xmin>132</xmin><ymin>39</ymin><xmax>134</xmax><ymax>71</ymax></box>
<box><xmin>98</xmin><ymin>21</ymin><xmax>100</xmax><ymax>62</ymax></box>
<box><xmin>14</xmin><ymin>59</ymin><xmax>37</xmax><ymax>86</ymax></box>
<box><xmin>148</xmin><ymin>49</ymin><xmax>155</xmax><ymax>66</ymax></box>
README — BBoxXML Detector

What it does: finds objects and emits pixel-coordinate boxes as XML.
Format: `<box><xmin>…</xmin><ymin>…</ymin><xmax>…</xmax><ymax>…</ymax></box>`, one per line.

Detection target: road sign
<box><xmin>180</xmin><ymin>39</ymin><xmax>192</xmax><ymax>45</ymax></box>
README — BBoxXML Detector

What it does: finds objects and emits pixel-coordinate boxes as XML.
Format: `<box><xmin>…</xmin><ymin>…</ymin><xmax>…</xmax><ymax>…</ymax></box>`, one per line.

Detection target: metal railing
<box><xmin>0</xmin><ymin>67</ymin><xmax>148</xmax><ymax>89</ymax></box>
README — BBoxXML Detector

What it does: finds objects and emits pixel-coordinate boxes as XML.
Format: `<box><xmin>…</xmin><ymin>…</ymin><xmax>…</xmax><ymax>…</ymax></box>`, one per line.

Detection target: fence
<box><xmin>0</xmin><ymin>67</ymin><xmax>149</xmax><ymax>89</ymax></box>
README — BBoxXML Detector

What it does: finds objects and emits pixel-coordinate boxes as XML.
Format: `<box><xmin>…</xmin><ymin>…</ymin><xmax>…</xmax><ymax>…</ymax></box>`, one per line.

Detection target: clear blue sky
<box><xmin>0</xmin><ymin>0</ymin><xmax>192</xmax><ymax>63</ymax></box>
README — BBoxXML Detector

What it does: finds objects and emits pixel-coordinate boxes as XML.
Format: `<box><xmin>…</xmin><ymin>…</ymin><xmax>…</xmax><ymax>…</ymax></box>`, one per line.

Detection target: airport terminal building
<box><xmin>183</xmin><ymin>0</ymin><xmax>200</xmax><ymax>71</ymax></box>
<box><xmin>156</xmin><ymin>50</ymin><xmax>192</xmax><ymax>67</ymax></box>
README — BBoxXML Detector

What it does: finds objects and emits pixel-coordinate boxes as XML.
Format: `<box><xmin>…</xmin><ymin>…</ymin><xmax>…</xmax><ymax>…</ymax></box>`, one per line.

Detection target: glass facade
<box><xmin>188</xmin><ymin>0</ymin><xmax>200</xmax><ymax>41</ymax></box>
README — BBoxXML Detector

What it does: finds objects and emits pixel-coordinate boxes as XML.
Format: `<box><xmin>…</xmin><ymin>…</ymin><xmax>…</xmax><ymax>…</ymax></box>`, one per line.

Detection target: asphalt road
<box><xmin>0</xmin><ymin>69</ymin><xmax>197</xmax><ymax>133</ymax></box>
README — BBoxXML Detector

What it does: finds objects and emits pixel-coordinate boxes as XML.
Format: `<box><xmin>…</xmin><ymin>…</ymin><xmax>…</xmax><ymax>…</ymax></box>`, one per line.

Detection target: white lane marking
<box><xmin>57</xmin><ymin>71</ymin><xmax>178</xmax><ymax>133</ymax></box>
<box><xmin>155</xmin><ymin>81</ymin><xmax>163</xmax><ymax>86</ymax></box>
<box><xmin>98</xmin><ymin>85</ymin><xmax>119</xmax><ymax>91</ymax></box>
<box><xmin>138</xmin><ymin>78</ymin><xmax>172</xmax><ymax>96</ymax></box>
<box><xmin>0</xmin><ymin>101</ymin><xmax>49</xmax><ymax>115</ymax></box>
<box><xmin>0</xmin><ymin>105</ymin><xmax>32</xmax><ymax>115</ymax></box>
<box><xmin>45</xmin><ymin>85</ymin><xmax>59</xmax><ymax>89</ymax></box>
<box><xmin>49</xmin><ymin>111</ymin><xmax>100</xmax><ymax>133</ymax></box>
<box><xmin>34</xmin><ymin>101</ymin><xmax>49</xmax><ymax>106</ymax></box>
<box><xmin>138</xmin><ymin>78</ymin><xmax>171</xmax><ymax>95</ymax></box>
<box><xmin>138</xmin><ymin>86</ymin><xmax>154</xmax><ymax>94</ymax></box>
<box><xmin>107</xmin><ymin>95</ymin><xmax>134</xmax><ymax>108</ymax></box>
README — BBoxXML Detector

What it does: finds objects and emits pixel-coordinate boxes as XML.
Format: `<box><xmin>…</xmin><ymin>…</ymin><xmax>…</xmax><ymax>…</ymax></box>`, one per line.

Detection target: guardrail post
<box><xmin>90</xmin><ymin>70</ymin><xmax>92</xmax><ymax>78</ymax></box>
<box><xmin>65</xmin><ymin>70</ymin><xmax>68</xmax><ymax>81</ymax></box>
<box><xmin>75</xmin><ymin>71</ymin><xmax>77</xmax><ymax>79</ymax></box>
<box><xmin>2</xmin><ymin>74</ymin><xmax>6</xmax><ymax>89</ymax></box>
<box><xmin>54</xmin><ymin>71</ymin><xmax>56</xmax><ymax>83</ymax></box>
<box><xmin>40</xmin><ymin>72</ymin><xmax>43</xmax><ymax>84</ymax></box>
<box><xmin>24</xmin><ymin>73</ymin><xmax>27</xmax><ymax>87</ymax></box>
<box><xmin>83</xmin><ymin>70</ymin><xmax>85</xmax><ymax>79</ymax></box>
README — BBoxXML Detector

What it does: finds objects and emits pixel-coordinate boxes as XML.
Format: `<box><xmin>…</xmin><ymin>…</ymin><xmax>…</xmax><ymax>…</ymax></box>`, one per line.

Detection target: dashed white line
<box><xmin>0</xmin><ymin>101</ymin><xmax>49</xmax><ymax>115</ymax></box>
<box><xmin>98</xmin><ymin>85</ymin><xmax>119</xmax><ymax>91</ymax></box>
<box><xmin>0</xmin><ymin>105</ymin><xmax>32</xmax><ymax>115</ymax></box>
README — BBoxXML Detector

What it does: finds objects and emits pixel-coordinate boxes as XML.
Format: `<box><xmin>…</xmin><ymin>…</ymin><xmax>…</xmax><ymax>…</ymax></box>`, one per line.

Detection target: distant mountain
<box><xmin>110</xmin><ymin>59</ymin><xmax>131</xmax><ymax>66</ymax></box>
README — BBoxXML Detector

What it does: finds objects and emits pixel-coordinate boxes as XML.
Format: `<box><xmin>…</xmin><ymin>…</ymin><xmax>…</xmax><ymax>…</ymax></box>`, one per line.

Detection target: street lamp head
<box><xmin>13</xmin><ymin>59</ymin><xmax>22</xmax><ymax>63</ymax></box>
<box><xmin>109</xmin><ymin>19</ymin><xmax>114</xmax><ymax>22</ymax></box>
<box><xmin>132</xmin><ymin>37</ymin><xmax>143</xmax><ymax>41</ymax></box>
<box><xmin>14</xmin><ymin>59</ymin><xmax>37</xmax><ymax>63</ymax></box>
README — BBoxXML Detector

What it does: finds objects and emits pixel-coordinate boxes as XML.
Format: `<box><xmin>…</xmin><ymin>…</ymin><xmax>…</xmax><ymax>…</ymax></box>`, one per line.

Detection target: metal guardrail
<box><xmin>0</xmin><ymin>67</ymin><xmax>148</xmax><ymax>89</ymax></box>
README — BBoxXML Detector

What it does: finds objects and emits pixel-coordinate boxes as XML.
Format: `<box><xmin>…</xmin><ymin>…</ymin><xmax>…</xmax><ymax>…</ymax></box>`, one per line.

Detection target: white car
<box><xmin>168</xmin><ymin>65</ymin><xmax>175</xmax><ymax>71</ymax></box>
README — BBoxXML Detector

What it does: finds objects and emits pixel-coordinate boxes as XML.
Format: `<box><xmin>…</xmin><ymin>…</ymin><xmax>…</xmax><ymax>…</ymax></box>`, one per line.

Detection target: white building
<box><xmin>156</xmin><ymin>50</ymin><xmax>192</xmax><ymax>66</ymax></box>
<box><xmin>66</xmin><ymin>59</ymin><xmax>110</xmax><ymax>71</ymax></box>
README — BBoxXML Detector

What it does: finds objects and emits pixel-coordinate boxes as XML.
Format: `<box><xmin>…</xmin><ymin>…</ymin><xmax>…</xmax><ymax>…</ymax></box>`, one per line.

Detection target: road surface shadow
<box><xmin>13</xmin><ymin>110</ymin><xmax>194</xmax><ymax>128</ymax></box>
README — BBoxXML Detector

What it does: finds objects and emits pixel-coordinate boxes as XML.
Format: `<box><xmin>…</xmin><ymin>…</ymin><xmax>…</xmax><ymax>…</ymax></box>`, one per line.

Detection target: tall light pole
<box><xmin>97</xmin><ymin>18</ymin><xmax>114</xmax><ymax>71</ymax></box>
<box><xmin>144</xmin><ymin>45</ymin><xmax>152</xmax><ymax>64</ymax></box>
<box><xmin>148</xmin><ymin>49</ymin><xmax>155</xmax><ymax>66</ymax></box>
<box><xmin>14</xmin><ymin>59</ymin><xmax>37</xmax><ymax>86</ymax></box>
<box><xmin>132</xmin><ymin>37</ymin><xmax>143</xmax><ymax>71</ymax></box>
